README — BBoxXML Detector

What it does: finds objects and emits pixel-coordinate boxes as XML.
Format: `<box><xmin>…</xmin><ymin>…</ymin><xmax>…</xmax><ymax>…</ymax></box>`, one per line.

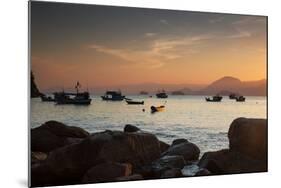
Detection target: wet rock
<box><xmin>159</xmin><ymin>140</ymin><xmax>170</xmax><ymax>153</ymax></box>
<box><xmin>198</xmin><ymin>149</ymin><xmax>267</xmax><ymax>174</ymax></box>
<box><xmin>31</xmin><ymin>152</ymin><xmax>48</xmax><ymax>165</ymax></box>
<box><xmin>161</xmin><ymin>168</ymin><xmax>182</xmax><ymax>178</ymax></box>
<box><xmin>124</xmin><ymin>124</ymin><xmax>140</xmax><ymax>132</ymax></box>
<box><xmin>154</xmin><ymin>155</ymin><xmax>186</xmax><ymax>169</ymax></box>
<box><xmin>31</xmin><ymin>130</ymin><xmax>161</xmax><ymax>186</ymax></box>
<box><xmin>228</xmin><ymin>118</ymin><xmax>267</xmax><ymax>160</ymax></box>
<box><xmin>31</xmin><ymin>121</ymin><xmax>89</xmax><ymax>152</ymax></box>
<box><xmin>172</xmin><ymin>138</ymin><xmax>188</xmax><ymax>146</ymax></box>
<box><xmin>82</xmin><ymin>162</ymin><xmax>132</xmax><ymax>183</ymax></box>
<box><xmin>115</xmin><ymin>174</ymin><xmax>143</xmax><ymax>181</ymax></box>
<box><xmin>195</xmin><ymin>168</ymin><xmax>211</xmax><ymax>176</ymax></box>
<box><xmin>162</xmin><ymin>141</ymin><xmax>200</xmax><ymax>161</ymax></box>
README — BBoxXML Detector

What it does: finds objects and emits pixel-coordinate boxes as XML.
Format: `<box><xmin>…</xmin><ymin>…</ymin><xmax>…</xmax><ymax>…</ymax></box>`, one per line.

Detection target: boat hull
<box><xmin>56</xmin><ymin>99</ymin><xmax>92</xmax><ymax>105</ymax></box>
<box><xmin>205</xmin><ymin>97</ymin><xmax>222</xmax><ymax>102</ymax></box>
<box><xmin>126</xmin><ymin>100</ymin><xmax>144</xmax><ymax>105</ymax></box>
<box><xmin>101</xmin><ymin>96</ymin><xmax>125</xmax><ymax>101</ymax></box>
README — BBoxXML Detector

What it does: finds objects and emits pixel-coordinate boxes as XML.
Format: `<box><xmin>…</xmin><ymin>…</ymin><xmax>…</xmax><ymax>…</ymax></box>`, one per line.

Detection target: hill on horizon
<box><xmin>41</xmin><ymin>76</ymin><xmax>266</xmax><ymax>96</ymax></box>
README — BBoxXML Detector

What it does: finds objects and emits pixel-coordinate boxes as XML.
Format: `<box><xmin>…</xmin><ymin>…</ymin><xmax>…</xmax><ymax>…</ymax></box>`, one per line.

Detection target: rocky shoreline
<box><xmin>31</xmin><ymin>118</ymin><xmax>267</xmax><ymax>187</ymax></box>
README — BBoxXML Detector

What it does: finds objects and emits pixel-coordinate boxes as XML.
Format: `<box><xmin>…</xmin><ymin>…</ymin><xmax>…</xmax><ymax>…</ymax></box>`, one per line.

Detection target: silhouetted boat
<box><xmin>236</xmin><ymin>96</ymin><xmax>246</xmax><ymax>102</ymax></box>
<box><xmin>40</xmin><ymin>95</ymin><xmax>56</xmax><ymax>102</ymax></box>
<box><xmin>151</xmin><ymin>105</ymin><xmax>165</xmax><ymax>113</ymax></box>
<box><xmin>101</xmin><ymin>91</ymin><xmax>125</xmax><ymax>101</ymax></box>
<box><xmin>156</xmin><ymin>90</ymin><xmax>168</xmax><ymax>98</ymax></box>
<box><xmin>229</xmin><ymin>93</ymin><xmax>238</xmax><ymax>99</ymax></box>
<box><xmin>126</xmin><ymin>100</ymin><xmax>144</xmax><ymax>105</ymax></box>
<box><xmin>205</xmin><ymin>95</ymin><xmax>223</xmax><ymax>102</ymax></box>
<box><xmin>55</xmin><ymin>82</ymin><xmax>92</xmax><ymax>105</ymax></box>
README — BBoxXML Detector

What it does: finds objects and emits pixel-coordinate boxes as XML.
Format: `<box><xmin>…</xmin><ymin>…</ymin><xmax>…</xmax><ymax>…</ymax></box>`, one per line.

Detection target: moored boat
<box><xmin>101</xmin><ymin>90</ymin><xmax>125</xmax><ymax>101</ymax></box>
<box><xmin>156</xmin><ymin>90</ymin><xmax>168</xmax><ymax>98</ymax></box>
<box><xmin>205</xmin><ymin>95</ymin><xmax>223</xmax><ymax>102</ymax></box>
<box><xmin>236</xmin><ymin>96</ymin><xmax>246</xmax><ymax>102</ymax></box>
<box><xmin>126</xmin><ymin>100</ymin><xmax>144</xmax><ymax>105</ymax></box>
<box><xmin>40</xmin><ymin>95</ymin><xmax>56</xmax><ymax>102</ymax></box>
<box><xmin>55</xmin><ymin>82</ymin><xmax>92</xmax><ymax>105</ymax></box>
<box><xmin>229</xmin><ymin>93</ymin><xmax>237</xmax><ymax>99</ymax></box>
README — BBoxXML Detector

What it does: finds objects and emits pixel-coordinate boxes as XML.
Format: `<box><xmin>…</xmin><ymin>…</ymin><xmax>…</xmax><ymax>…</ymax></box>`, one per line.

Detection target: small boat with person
<box><xmin>101</xmin><ymin>90</ymin><xmax>126</xmax><ymax>101</ymax></box>
<box><xmin>151</xmin><ymin>105</ymin><xmax>165</xmax><ymax>113</ymax></box>
<box><xmin>151</xmin><ymin>101</ymin><xmax>166</xmax><ymax>113</ymax></box>
<box><xmin>156</xmin><ymin>90</ymin><xmax>168</xmax><ymax>98</ymax></box>
<box><xmin>205</xmin><ymin>95</ymin><xmax>223</xmax><ymax>102</ymax></box>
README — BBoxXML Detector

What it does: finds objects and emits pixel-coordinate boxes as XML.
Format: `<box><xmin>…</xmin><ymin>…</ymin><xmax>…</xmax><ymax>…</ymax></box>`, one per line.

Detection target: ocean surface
<box><xmin>31</xmin><ymin>95</ymin><xmax>266</xmax><ymax>155</ymax></box>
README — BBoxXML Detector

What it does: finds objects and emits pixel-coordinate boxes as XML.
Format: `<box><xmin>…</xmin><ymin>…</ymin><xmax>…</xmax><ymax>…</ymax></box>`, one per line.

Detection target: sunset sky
<box><xmin>31</xmin><ymin>1</ymin><xmax>267</xmax><ymax>92</ymax></box>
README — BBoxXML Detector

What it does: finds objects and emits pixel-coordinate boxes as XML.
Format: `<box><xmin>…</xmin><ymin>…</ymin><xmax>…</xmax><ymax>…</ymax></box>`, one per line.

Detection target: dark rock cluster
<box><xmin>30</xmin><ymin>118</ymin><xmax>267</xmax><ymax>187</ymax></box>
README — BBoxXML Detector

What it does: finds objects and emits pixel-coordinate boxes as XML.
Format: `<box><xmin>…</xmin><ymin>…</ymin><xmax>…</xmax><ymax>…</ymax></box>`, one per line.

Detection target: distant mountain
<box><xmin>87</xmin><ymin>83</ymin><xmax>206</xmax><ymax>95</ymax></box>
<box><xmin>201</xmin><ymin>76</ymin><xmax>266</xmax><ymax>96</ymax></box>
<box><xmin>41</xmin><ymin>76</ymin><xmax>266</xmax><ymax>96</ymax></box>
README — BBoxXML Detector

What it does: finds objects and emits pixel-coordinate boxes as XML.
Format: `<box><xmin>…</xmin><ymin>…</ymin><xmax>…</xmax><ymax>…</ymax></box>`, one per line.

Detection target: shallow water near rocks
<box><xmin>31</xmin><ymin>95</ymin><xmax>266</xmax><ymax>155</ymax></box>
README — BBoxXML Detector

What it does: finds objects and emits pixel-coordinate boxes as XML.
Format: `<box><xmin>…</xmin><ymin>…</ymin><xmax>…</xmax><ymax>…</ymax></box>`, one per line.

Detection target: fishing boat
<box><xmin>229</xmin><ymin>93</ymin><xmax>238</xmax><ymax>99</ymax></box>
<box><xmin>156</xmin><ymin>90</ymin><xmax>168</xmax><ymax>98</ymax></box>
<box><xmin>55</xmin><ymin>82</ymin><xmax>92</xmax><ymax>105</ymax></box>
<box><xmin>236</xmin><ymin>96</ymin><xmax>246</xmax><ymax>102</ymax></box>
<box><xmin>205</xmin><ymin>95</ymin><xmax>223</xmax><ymax>102</ymax></box>
<box><xmin>151</xmin><ymin>105</ymin><xmax>165</xmax><ymax>113</ymax></box>
<box><xmin>40</xmin><ymin>95</ymin><xmax>56</xmax><ymax>102</ymax></box>
<box><xmin>101</xmin><ymin>90</ymin><xmax>125</xmax><ymax>101</ymax></box>
<box><xmin>126</xmin><ymin>99</ymin><xmax>144</xmax><ymax>105</ymax></box>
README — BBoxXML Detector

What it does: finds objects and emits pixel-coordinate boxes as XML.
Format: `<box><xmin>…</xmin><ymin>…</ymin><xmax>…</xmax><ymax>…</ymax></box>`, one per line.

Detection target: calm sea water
<box><xmin>30</xmin><ymin>95</ymin><xmax>266</xmax><ymax>154</ymax></box>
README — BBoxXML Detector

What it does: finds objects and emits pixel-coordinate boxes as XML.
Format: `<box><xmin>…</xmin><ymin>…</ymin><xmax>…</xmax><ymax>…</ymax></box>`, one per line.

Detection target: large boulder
<box><xmin>31</xmin><ymin>130</ymin><xmax>162</xmax><ymax>187</ymax></box>
<box><xmin>124</xmin><ymin>124</ymin><xmax>140</xmax><ymax>132</ymax></box>
<box><xmin>198</xmin><ymin>118</ymin><xmax>268</xmax><ymax>175</ymax></box>
<box><xmin>159</xmin><ymin>140</ymin><xmax>170</xmax><ymax>153</ymax></box>
<box><xmin>31</xmin><ymin>152</ymin><xmax>48</xmax><ymax>165</ymax></box>
<box><xmin>160</xmin><ymin>168</ymin><xmax>182</xmax><ymax>178</ymax></box>
<box><xmin>161</xmin><ymin>140</ymin><xmax>200</xmax><ymax>161</ymax></box>
<box><xmin>172</xmin><ymin>138</ymin><xmax>188</xmax><ymax>146</ymax></box>
<box><xmin>198</xmin><ymin>149</ymin><xmax>267</xmax><ymax>174</ymax></box>
<box><xmin>31</xmin><ymin>121</ymin><xmax>90</xmax><ymax>152</ymax></box>
<box><xmin>153</xmin><ymin>155</ymin><xmax>186</xmax><ymax>169</ymax></box>
<box><xmin>82</xmin><ymin>162</ymin><xmax>132</xmax><ymax>183</ymax></box>
<box><xmin>228</xmin><ymin>118</ymin><xmax>267</xmax><ymax>160</ymax></box>
<box><xmin>115</xmin><ymin>174</ymin><xmax>143</xmax><ymax>181</ymax></box>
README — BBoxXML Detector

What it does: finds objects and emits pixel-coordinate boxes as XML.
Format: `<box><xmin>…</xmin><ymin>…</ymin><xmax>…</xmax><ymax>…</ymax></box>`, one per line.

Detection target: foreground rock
<box><xmin>161</xmin><ymin>139</ymin><xmax>200</xmax><ymax>161</ymax></box>
<box><xmin>124</xmin><ymin>124</ymin><xmax>140</xmax><ymax>132</ymax></box>
<box><xmin>32</xmin><ymin>130</ymin><xmax>162</xmax><ymax>186</ymax></box>
<box><xmin>198</xmin><ymin>149</ymin><xmax>267</xmax><ymax>174</ymax></box>
<box><xmin>31</xmin><ymin>152</ymin><xmax>48</xmax><ymax>165</ymax></box>
<box><xmin>228</xmin><ymin>118</ymin><xmax>267</xmax><ymax>160</ymax></box>
<box><xmin>154</xmin><ymin>155</ymin><xmax>186</xmax><ymax>169</ymax></box>
<box><xmin>115</xmin><ymin>174</ymin><xmax>143</xmax><ymax>181</ymax></box>
<box><xmin>31</xmin><ymin>121</ymin><xmax>90</xmax><ymax>152</ymax></box>
<box><xmin>82</xmin><ymin>162</ymin><xmax>132</xmax><ymax>183</ymax></box>
<box><xmin>198</xmin><ymin>118</ymin><xmax>267</xmax><ymax>174</ymax></box>
<box><xmin>160</xmin><ymin>168</ymin><xmax>182</xmax><ymax>178</ymax></box>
